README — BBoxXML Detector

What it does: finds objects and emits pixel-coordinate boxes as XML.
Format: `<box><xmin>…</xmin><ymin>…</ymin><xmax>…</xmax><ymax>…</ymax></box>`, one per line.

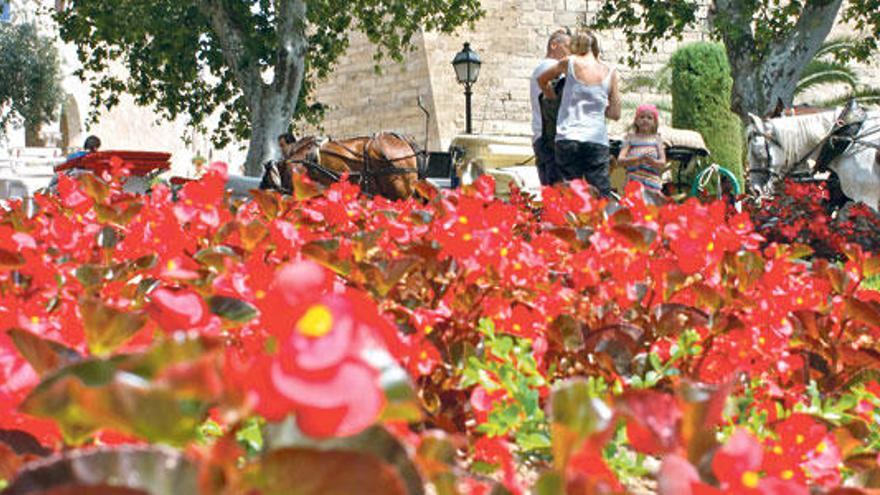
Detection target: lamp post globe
<box><xmin>451</xmin><ymin>42</ymin><xmax>481</xmax><ymax>134</ymax></box>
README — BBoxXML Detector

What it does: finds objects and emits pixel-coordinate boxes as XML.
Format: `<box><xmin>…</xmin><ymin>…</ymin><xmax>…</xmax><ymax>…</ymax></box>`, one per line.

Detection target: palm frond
<box><xmin>814</xmin><ymin>36</ymin><xmax>860</xmax><ymax>60</ymax></box>
<box><xmin>623</xmin><ymin>73</ymin><xmax>662</xmax><ymax>92</ymax></box>
<box><xmin>796</xmin><ymin>67</ymin><xmax>858</xmax><ymax>95</ymax></box>
<box><xmin>811</xmin><ymin>87</ymin><xmax>880</xmax><ymax>109</ymax></box>
<box><xmin>799</xmin><ymin>60</ymin><xmax>857</xmax><ymax>82</ymax></box>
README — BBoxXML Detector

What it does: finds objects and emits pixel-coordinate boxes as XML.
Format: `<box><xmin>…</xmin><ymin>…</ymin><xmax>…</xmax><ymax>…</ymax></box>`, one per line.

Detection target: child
<box><xmin>617</xmin><ymin>104</ymin><xmax>665</xmax><ymax>192</ymax></box>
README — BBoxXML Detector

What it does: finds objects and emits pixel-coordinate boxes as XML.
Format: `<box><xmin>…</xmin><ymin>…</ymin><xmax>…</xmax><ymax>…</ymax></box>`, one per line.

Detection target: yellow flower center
<box><xmin>796</xmin><ymin>434</ymin><xmax>805</xmax><ymax>444</ymax></box>
<box><xmin>463</xmin><ymin>233</ymin><xmax>472</xmax><ymax>241</ymax></box>
<box><xmin>296</xmin><ymin>304</ymin><xmax>334</xmax><ymax>338</ymax></box>
<box><xmin>741</xmin><ymin>471</ymin><xmax>760</xmax><ymax>488</ymax></box>
<box><xmin>706</xmin><ymin>241</ymin><xmax>715</xmax><ymax>252</ymax></box>
<box><xmin>815</xmin><ymin>441</ymin><xmax>827</xmax><ymax>453</ymax></box>
<box><xmin>781</xmin><ymin>470</ymin><xmax>794</xmax><ymax>480</ymax></box>
<box><xmin>458</xmin><ymin>216</ymin><xmax>468</xmax><ymax>224</ymax></box>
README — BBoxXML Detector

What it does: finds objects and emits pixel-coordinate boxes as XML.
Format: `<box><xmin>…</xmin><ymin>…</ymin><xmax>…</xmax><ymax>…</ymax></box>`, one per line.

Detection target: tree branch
<box><xmin>272</xmin><ymin>0</ymin><xmax>307</xmax><ymax>113</ymax></box>
<box><xmin>759</xmin><ymin>0</ymin><xmax>843</xmax><ymax>111</ymax></box>
<box><xmin>713</xmin><ymin>0</ymin><xmax>759</xmax><ymax>117</ymax></box>
<box><xmin>194</xmin><ymin>0</ymin><xmax>264</xmax><ymax>108</ymax></box>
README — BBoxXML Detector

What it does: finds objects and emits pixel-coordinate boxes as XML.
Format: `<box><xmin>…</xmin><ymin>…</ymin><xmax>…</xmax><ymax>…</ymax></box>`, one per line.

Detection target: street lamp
<box><xmin>451</xmin><ymin>42</ymin><xmax>481</xmax><ymax>134</ymax></box>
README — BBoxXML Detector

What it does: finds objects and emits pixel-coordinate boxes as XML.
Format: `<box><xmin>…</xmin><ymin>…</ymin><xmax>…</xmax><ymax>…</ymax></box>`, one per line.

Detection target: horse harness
<box><xmin>749</xmin><ymin>107</ymin><xmax>880</xmax><ymax>188</ymax></box>
<box><xmin>287</xmin><ymin>133</ymin><xmax>426</xmax><ymax>195</ymax></box>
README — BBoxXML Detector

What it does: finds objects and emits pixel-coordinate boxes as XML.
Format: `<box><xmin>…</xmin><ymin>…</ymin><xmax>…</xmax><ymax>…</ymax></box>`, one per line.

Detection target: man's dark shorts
<box><xmin>554</xmin><ymin>139</ymin><xmax>612</xmax><ymax>197</ymax></box>
<box><xmin>533</xmin><ymin>136</ymin><xmax>563</xmax><ymax>186</ymax></box>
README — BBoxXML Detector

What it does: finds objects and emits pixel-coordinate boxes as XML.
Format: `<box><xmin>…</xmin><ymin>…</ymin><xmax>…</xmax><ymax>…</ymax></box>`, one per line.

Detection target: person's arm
<box><xmin>537</xmin><ymin>58</ymin><xmax>567</xmax><ymax>100</ymax></box>
<box><xmin>615</xmin><ymin>136</ymin><xmax>641</xmax><ymax>167</ymax></box>
<box><xmin>652</xmin><ymin>136</ymin><xmax>667</xmax><ymax>168</ymax></box>
<box><xmin>605</xmin><ymin>69</ymin><xmax>621</xmax><ymax>120</ymax></box>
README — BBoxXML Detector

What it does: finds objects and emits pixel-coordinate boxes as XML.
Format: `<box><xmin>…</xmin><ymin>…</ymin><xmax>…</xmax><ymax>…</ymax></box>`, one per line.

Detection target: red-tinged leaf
<box><xmin>251</xmin><ymin>188</ymin><xmax>281</xmax><ymax>219</ymax></box>
<box><xmin>359</xmin><ymin>257</ymin><xmax>420</xmax><ymax>298</ymax></box>
<box><xmin>3</xmin><ymin>445</ymin><xmax>197</xmax><ymax>494</ymax></box>
<box><xmin>692</xmin><ymin>283</ymin><xmax>723</xmax><ymax>312</ymax></box>
<box><xmin>653</xmin><ymin>304</ymin><xmax>709</xmax><ymax>338</ymax></box>
<box><xmin>8</xmin><ymin>328</ymin><xmax>80</xmax><ymax>376</ymax></box>
<box><xmin>680</xmin><ymin>380</ymin><xmax>733</xmax><ymax>469</ymax></box>
<box><xmin>239</xmin><ymin>220</ymin><xmax>269</xmax><ymax>252</ymax></box>
<box><xmin>0</xmin><ymin>441</ymin><xmax>22</xmax><ymax>482</ymax></box>
<box><xmin>548</xmin><ymin>314</ymin><xmax>585</xmax><ymax>351</ymax></box>
<box><xmin>864</xmin><ymin>256</ymin><xmax>880</xmax><ymax>279</ymax></box>
<box><xmin>302</xmin><ymin>239</ymin><xmax>352</xmax><ymax>277</ymax></box>
<box><xmin>292</xmin><ymin>174</ymin><xmax>322</xmax><ymax>200</ymax></box>
<box><xmin>786</xmin><ymin>243</ymin><xmax>814</xmax><ymax>260</ymax></box>
<box><xmin>611</xmin><ymin>223</ymin><xmax>657</xmax><ymax>251</ymax></box>
<box><xmin>583</xmin><ymin>324</ymin><xmax>642</xmax><ymax>376</ymax></box>
<box><xmin>80</xmin><ymin>298</ymin><xmax>148</xmax><ymax>356</ymax></box>
<box><xmin>0</xmin><ymin>429</ymin><xmax>52</xmax><ymax>456</ymax></box>
<box><xmin>658</xmin><ymin>454</ymin><xmax>700</xmax><ymax>495</ymax></box>
<box><xmin>245</xmin><ymin>448</ymin><xmax>408</xmax><ymax>495</ymax></box>
<box><xmin>414</xmin><ymin>180</ymin><xmax>439</xmax><ymax>203</ymax></box>
<box><xmin>845</xmin><ymin>297</ymin><xmax>880</xmax><ymax>328</ymax></box>
<box><xmin>549</xmin><ymin>379</ymin><xmax>613</xmax><ymax>470</ymax></box>
<box><xmin>116</xmin><ymin>201</ymin><xmax>144</xmax><ymax>226</ymax></box>
<box><xmin>79</xmin><ymin>173</ymin><xmax>110</xmax><ymax>203</ymax></box>
<box><xmin>0</xmin><ymin>248</ymin><xmax>25</xmax><ymax>268</ymax></box>
<box><xmin>617</xmin><ymin>390</ymin><xmax>682</xmax><ymax>455</ymax></box>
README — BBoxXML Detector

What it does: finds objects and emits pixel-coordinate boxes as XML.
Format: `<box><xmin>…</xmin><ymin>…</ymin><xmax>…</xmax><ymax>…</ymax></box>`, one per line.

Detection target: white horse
<box><xmin>746</xmin><ymin>108</ymin><xmax>880</xmax><ymax>210</ymax></box>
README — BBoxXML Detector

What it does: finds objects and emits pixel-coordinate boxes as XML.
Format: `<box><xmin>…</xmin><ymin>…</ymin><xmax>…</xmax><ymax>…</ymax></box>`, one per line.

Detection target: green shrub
<box><xmin>669</xmin><ymin>42</ymin><xmax>743</xmax><ymax>185</ymax></box>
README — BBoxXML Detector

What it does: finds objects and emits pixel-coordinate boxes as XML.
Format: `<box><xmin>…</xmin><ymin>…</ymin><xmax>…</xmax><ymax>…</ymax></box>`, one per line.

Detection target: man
<box><xmin>278</xmin><ymin>132</ymin><xmax>297</xmax><ymax>160</ymax></box>
<box><xmin>530</xmin><ymin>29</ymin><xmax>570</xmax><ymax>186</ymax></box>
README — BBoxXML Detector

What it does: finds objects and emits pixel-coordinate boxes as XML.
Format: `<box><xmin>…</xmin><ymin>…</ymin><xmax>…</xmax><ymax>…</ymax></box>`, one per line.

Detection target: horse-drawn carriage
<box><xmin>443</xmin><ymin>127</ymin><xmax>731</xmax><ymax>200</ymax></box>
<box><xmin>746</xmin><ymin>102</ymin><xmax>880</xmax><ymax>211</ymax></box>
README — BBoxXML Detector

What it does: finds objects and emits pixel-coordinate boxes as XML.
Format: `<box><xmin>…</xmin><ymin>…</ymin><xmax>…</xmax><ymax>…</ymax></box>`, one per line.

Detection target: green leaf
<box><xmin>21</xmin><ymin>360</ymin><xmax>206</xmax><ymax>446</ymax></box>
<box><xmin>80</xmin><ymin>298</ymin><xmax>148</xmax><ymax>356</ymax></box>
<box><xmin>208</xmin><ymin>296</ymin><xmax>258</xmax><ymax>323</ymax></box>
<box><xmin>533</xmin><ymin>471</ymin><xmax>565</xmax><ymax>495</ymax></box>
<box><xmin>194</xmin><ymin>246</ymin><xmax>240</xmax><ymax>271</ymax></box>
<box><xmin>236</xmin><ymin>417</ymin><xmax>265</xmax><ymax>455</ymax></box>
<box><xmin>3</xmin><ymin>445</ymin><xmax>198</xmax><ymax>494</ymax></box>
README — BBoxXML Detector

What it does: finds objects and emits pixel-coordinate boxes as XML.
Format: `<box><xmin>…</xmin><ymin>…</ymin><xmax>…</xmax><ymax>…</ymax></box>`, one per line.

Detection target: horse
<box><xmin>746</xmin><ymin>108</ymin><xmax>880</xmax><ymax>211</ymax></box>
<box><xmin>260</xmin><ymin>132</ymin><xmax>425</xmax><ymax>200</ymax></box>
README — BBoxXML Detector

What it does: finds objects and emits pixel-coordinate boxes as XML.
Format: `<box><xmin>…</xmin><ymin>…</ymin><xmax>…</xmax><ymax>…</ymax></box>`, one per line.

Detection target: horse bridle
<box><xmin>289</xmin><ymin>134</ymin><xmax>427</xmax><ymax>193</ymax></box>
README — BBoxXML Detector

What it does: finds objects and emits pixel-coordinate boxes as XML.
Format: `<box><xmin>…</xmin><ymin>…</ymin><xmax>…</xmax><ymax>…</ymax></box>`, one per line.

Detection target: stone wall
<box><xmin>306</xmin><ymin>0</ymin><xmax>878</xmax><ymax>150</ymax></box>
<box><xmin>306</xmin><ymin>0</ymin><xmax>714</xmax><ymax>150</ymax></box>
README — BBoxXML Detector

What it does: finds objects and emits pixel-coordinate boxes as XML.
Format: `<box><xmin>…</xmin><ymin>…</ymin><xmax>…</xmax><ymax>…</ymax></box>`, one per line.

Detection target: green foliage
<box><xmin>55</xmin><ymin>1</ymin><xmax>483</xmax><ymax>149</ymax></box>
<box><xmin>460</xmin><ymin>319</ymin><xmax>550</xmax><ymax>455</ymax></box>
<box><xmin>669</xmin><ymin>42</ymin><xmax>743</xmax><ymax>183</ymax></box>
<box><xmin>798</xmin><ymin>37</ymin><xmax>880</xmax><ymax>108</ymax></box>
<box><xmin>0</xmin><ymin>22</ymin><xmax>63</xmax><ymax>135</ymax></box>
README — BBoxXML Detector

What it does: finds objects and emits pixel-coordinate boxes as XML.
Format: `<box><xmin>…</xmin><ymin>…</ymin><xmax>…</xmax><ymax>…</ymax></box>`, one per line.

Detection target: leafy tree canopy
<box><xmin>56</xmin><ymin>0</ymin><xmax>483</xmax><ymax>173</ymax></box>
<box><xmin>0</xmin><ymin>21</ymin><xmax>63</xmax><ymax>136</ymax></box>
<box><xmin>591</xmin><ymin>0</ymin><xmax>879</xmax><ymax>117</ymax></box>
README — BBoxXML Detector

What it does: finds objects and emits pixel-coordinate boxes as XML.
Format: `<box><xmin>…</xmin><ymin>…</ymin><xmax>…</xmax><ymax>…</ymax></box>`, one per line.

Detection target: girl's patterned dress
<box><xmin>624</xmin><ymin>134</ymin><xmax>663</xmax><ymax>191</ymax></box>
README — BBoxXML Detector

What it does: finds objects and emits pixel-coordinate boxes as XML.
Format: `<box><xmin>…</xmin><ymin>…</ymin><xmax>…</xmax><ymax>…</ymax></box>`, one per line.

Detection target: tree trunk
<box><xmin>197</xmin><ymin>0</ymin><xmax>308</xmax><ymax>177</ymax></box>
<box><xmin>716</xmin><ymin>0</ymin><xmax>844</xmax><ymax>120</ymax></box>
<box><xmin>243</xmin><ymin>97</ymin><xmax>294</xmax><ymax>176</ymax></box>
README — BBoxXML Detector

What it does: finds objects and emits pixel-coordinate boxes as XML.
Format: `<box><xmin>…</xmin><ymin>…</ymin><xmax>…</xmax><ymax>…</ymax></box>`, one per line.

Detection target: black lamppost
<box><xmin>452</xmin><ymin>42</ymin><xmax>482</xmax><ymax>134</ymax></box>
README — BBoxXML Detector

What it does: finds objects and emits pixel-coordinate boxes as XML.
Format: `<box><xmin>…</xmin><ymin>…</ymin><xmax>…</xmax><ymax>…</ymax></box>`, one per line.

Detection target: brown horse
<box><xmin>261</xmin><ymin>132</ymin><xmax>424</xmax><ymax>200</ymax></box>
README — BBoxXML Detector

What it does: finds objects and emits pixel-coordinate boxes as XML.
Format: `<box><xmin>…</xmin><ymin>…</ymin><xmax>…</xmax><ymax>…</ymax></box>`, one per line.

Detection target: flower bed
<box><xmin>1</xmin><ymin>163</ymin><xmax>880</xmax><ymax>494</ymax></box>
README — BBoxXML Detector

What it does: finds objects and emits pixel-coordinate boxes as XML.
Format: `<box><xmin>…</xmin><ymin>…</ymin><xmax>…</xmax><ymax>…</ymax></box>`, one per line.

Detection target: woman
<box><xmin>537</xmin><ymin>31</ymin><xmax>621</xmax><ymax>196</ymax></box>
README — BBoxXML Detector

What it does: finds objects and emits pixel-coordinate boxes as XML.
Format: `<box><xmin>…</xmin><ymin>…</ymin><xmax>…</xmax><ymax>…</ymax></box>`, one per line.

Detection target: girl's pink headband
<box><xmin>636</xmin><ymin>104</ymin><xmax>659</xmax><ymax>120</ymax></box>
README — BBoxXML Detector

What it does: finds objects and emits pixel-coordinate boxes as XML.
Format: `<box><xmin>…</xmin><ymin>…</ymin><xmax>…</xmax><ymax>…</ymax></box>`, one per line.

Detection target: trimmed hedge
<box><xmin>670</xmin><ymin>42</ymin><xmax>743</xmax><ymax>184</ymax></box>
